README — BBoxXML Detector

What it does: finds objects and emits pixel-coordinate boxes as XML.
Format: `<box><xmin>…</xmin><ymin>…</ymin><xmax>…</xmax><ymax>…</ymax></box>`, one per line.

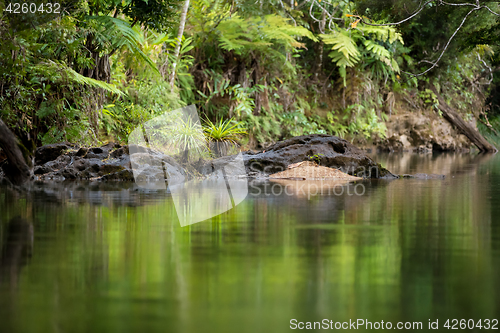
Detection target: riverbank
<box><xmin>0</xmin><ymin>135</ymin><xmax>398</xmax><ymax>183</ymax></box>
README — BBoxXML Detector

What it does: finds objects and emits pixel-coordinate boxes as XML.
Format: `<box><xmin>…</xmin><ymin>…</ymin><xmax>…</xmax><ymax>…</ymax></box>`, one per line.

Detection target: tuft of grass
<box><xmin>203</xmin><ymin>118</ymin><xmax>247</xmax><ymax>157</ymax></box>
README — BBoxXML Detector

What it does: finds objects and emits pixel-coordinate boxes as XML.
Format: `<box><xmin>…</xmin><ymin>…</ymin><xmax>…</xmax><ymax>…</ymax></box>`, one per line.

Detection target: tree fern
<box><xmin>217</xmin><ymin>14</ymin><xmax>316</xmax><ymax>54</ymax></box>
<box><xmin>321</xmin><ymin>24</ymin><xmax>404</xmax><ymax>84</ymax></box>
<box><xmin>87</xmin><ymin>16</ymin><xmax>160</xmax><ymax>75</ymax></box>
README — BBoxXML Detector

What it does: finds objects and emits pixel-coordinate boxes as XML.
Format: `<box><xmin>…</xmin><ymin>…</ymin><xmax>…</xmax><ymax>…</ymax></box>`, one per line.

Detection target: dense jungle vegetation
<box><xmin>1</xmin><ymin>0</ymin><xmax>499</xmax><ymax>151</ymax></box>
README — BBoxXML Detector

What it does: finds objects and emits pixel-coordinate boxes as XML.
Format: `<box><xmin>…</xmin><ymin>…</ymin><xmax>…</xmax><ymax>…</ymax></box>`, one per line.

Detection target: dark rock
<box><xmin>24</xmin><ymin>137</ymin><xmax>395</xmax><ymax>182</ymax></box>
<box><xmin>110</xmin><ymin>146</ymin><xmax>129</xmax><ymax>158</ymax></box>
<box><xmin>72</xmin><ymin>158</ymin><xmax>89</xmax><ymax>171</ymax></box>
<box><xmin>60</xmin><ymin>167</ymin><xmax>78</xmax><ymax>179</ymax></box>
<box><xmin>98</xmin><ymin>164</ymin><xmax>125</xmax><ymax>175</ymax></box>
<box><xmin>35</xmin><ymin>143</ymin><xmax>74</xmax><ymax>165</ymax></box>
<box><xmin>34</xmin><ymin>165</ymin><xmax>50</xmax><ymax>175</ymax></box>
<box><xmin>28</xmin><ymin>142</ymin><xmax>186</xmax><ymax>182</ymax></box>
<box><xmin>203</xmin><ymin>135</ymin><xmax>396</xmax><ymax>179</ymax></box>
<box><xmin>75</xmin><ymin>147</ymin><xmax>88</xmax><ymax>157</ymax></box>
<box><xmin>85</xmin><ymin>148</ymin><xmax>107</xmax><ymax>159</ymax></box>
<box><xmin>38</xmin><ymin>155</ymin><xmax>72</xmax><ymax>173</ymax></box>
<box><xmin>99</xmin><ymin>169</ymin><xmax>134</xmax><ymax>181</ymax></box>
<box><xmin>79</xmin><ymin>169</ymin><xmax>99</xmax><ymax>179</ymax></box>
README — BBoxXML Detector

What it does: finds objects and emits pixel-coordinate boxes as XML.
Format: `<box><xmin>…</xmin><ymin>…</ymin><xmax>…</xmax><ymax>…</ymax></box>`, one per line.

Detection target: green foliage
<box><xmin>88</xmin><ymin>0</ymin><xmax>182</xmax><ymax>32</ymax></box>
<box><xmin>321</xmin><ymin>24</ymin><xmax>403</xmax><ymax>84</ymax></box>
<box><xmin>32</xmin><ymin>60</ymin><xmax>123</xmax><ymax>95</ymax></box>
<box><xmin>321</xmin><ymin>31</ymin><xmax>361</xmax><ymax>68</ymax></box>
<box><xmin>478</xmin><ymin>115</ymin><xmax>500</xmax><ymax>149</ymax></box>
<box><xmin>100</xmin><ymin>80</ymin><xmax>184</xmax><ymax>142</ymax></box>
<box><xmin>203</xmin><ymin>118</ymin><xmax>246</xmax><ymax>143</ymax></box>
<box><xmin>243</xmin><ymin>108</ymin><xmax>283</xmax><ymax>144</ymax></box>
<box><xmin>281</xmin><ymin>112</ymin><xmax>327</xmax><ymax>137</ymax></box>
<box><xmin>308</xmin><ymin>153</ymin><xmax>324</xmax><ymax>164</ymax></box>
<box><xmin>1</xmin><ymin>0</ymin><xmax>498</xmax><ymax>151</ymax></box>
<box><xmin>217</xmin><ymin>14</ymin><xmax>317</xmax><ymax>55</ymax></box>
<box><xmin>203</xmin><ymin>118</ymin><xmax>246</xmax><ymax>156</ymax></box>
<box><xmin>418</xmin><ymin>88</ymin><xmax>439</xmax><ymax>111</ymax></box>
<box><xmin>171</xmin><ymin>116</ymin><xmax>206</xmax><ymax>154</ymax></box>
<box><xmin>88</xmin><ymin>15</ymin><xmax>160</xmax><ymax>75</ymax></box>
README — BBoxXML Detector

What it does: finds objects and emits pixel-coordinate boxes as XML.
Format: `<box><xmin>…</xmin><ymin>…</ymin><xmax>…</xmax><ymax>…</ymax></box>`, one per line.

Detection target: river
<box><xmin>1</xmin><ymin>152</ymin><xmax>499</xmax><ymax>332</ymax></box>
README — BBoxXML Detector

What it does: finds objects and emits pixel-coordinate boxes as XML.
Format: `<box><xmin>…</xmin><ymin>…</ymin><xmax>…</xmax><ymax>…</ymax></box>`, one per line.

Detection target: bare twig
<box><xmin>479</xmin><ymin>110</ymin><xmax>499</xmax><ymax>136</ymax></box>
<box><xmin>360</xmin><ymin>0</ymin><xmax>435</xmax><ymax>26</ymax></box>
<box><xmin>477</xmin><ymin>53</ymin><xmax>493</xmax><ymax>85</ymax></box>
<box><xmin>402</xmin><ymin>6</ymin><xmax>480</xmax><ymax>77</ymax></box>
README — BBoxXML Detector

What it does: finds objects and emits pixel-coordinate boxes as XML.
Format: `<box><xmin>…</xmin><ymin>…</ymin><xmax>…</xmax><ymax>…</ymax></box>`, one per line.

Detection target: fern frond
<box><xmin>358</xmin><ymin>25</ymin><xmax>388</xmax><ymax>42</ymax></box>
<box><xmin>363</xmin><ymin>40</ymin><xmax>391</xmax><ymax>59</ymax></box>
<box><xmin>321</xmin><ymin>31</ymin><xmax>360</xmax><ymax>67</ymax></box>
<box><xmin>31</xmin><ymin>60</ymin><xmax>123</xmax><ymax>95</ymax></box>
<box><xmin>329</xmin><ymin>51</ymin><xmax>359</xmax><ymax>67</ymax></box>
<box><xmin>87</xmin><ymin>16</ymin><xmax>160</xmax><ymax>75</ymax></box>
<box><xmin>217</xmin><ymin>14</ymin><xmax>316</xmax><ymax>54</ymax></box>
<box><xmin>358</xmin><ymin>25</ymin><xmax>403</xmax><ymax>44</ymax></box>
<box><xmin>263</xmin><ymin>15</ymin><xmax>318</xmax><ymax>44</ymax></box>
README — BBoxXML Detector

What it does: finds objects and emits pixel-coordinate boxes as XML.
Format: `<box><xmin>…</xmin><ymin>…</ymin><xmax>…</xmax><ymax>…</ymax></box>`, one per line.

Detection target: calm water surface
<box><xmin>1</xmin><ymin>153</ymin><xmax>500</xmax><ymax>332</ymax></box>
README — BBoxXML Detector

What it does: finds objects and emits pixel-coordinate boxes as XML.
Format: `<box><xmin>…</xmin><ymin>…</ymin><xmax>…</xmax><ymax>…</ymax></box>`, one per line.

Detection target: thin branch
<box><xmin>402</xmin><ymin>6</ymin><xmax>480</xmax><ymax>77</ymax></box>
<box><xmin>278</xmin><ymin>0</ymin><xmax>297</xmax><ymax>26</ymax></box>
<box><xmin>305</xmin><ymin>0</ymin><xmax>343</xmax><ymax>25</ymax></box>
<box><xmin>304</xmin><ymin>0</ymin><xmax>343</xmax><ymax>31</ymax></box>
<box><xmin>309</xmin><ymin>1</ymin><xmax>321</xmax><ymax>23</ymax></box>
<box><xmin>440</xmin><ymin>1</ymin><xmax>477</xmax><ymax>6</ymax></box>
<box><xmin>360</xmin><ymin>0</ymin><xmax>435</xmax><ymax>26</ymax></box>
<box><xmin>479</xmin><ymin>110</ymin><xmax>499</xmax><ymax>136</ymax></box>
<box><xmin>477</xmin><ymin>53</ymin><xmax>493</xmax><ymax>85</ymax></box>
<box><xmin>483</xmin><ymin>5</ymin><xmax>500</xmax><ymax>16</ymax></box>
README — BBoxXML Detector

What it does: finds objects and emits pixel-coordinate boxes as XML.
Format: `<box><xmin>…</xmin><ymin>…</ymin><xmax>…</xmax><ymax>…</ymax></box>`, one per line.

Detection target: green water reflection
<box><xmin>1</xmin><ymin>153</ymin><xmax>500</xmax><ymax>332</ymax></box>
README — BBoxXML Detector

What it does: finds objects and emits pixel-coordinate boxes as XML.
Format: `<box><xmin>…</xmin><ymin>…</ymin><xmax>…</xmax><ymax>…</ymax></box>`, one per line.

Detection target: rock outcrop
<box><xmin>28</xmin><ymin>142</ymin><xmax>186</xmax><ymax>182</ymax></box>
<box><xmin>373</xmin><ymin>106</ymin><xmax>473</xmax><ymax>152</ymax></box>
<box><xmin>0</xmin><ymin>135</ymin><xmax>397</xmax><ymax>182</ymax></box>
<box><xmin>203</xmin><ymin>134</ymin><xmax>397</xmax><ymax>179</ymax></box>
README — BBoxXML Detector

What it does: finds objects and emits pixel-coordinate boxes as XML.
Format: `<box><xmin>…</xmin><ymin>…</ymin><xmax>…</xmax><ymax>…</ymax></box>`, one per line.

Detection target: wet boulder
<box><xmin>31</xmin><ymin>142</ymin><xmax>185</xmax><ymax>182</ymax></box>
<box><xmin>35</xmin><ymin>143</ymin><xmax>75</xmax><ymax>165</ymax></box>
<box><xmin>203</xmin><ymin>135</ymin><xmax>396</xmax><ymax>179</ymax></box>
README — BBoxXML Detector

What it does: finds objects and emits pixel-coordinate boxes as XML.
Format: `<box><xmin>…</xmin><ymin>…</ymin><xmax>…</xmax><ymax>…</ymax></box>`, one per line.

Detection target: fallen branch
<box><xmin>429</xmin><ymin>85</ymin><xmax>498</xmax><ymax>152</ymax></box>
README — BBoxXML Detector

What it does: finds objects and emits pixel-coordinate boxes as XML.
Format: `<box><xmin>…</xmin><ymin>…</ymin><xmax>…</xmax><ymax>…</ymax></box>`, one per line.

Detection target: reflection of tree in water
<box><xmin>0</xmin><ymin>217</ymin><xmax>33</xmax><ymax>288</ymax></box>
<box><xmin>286</xmin><ymin>153</ymin><xmax>498</xmax><ymax>322</ymax></box>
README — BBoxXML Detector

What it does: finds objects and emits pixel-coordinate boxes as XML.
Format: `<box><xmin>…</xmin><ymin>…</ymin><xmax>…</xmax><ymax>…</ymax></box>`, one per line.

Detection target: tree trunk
<box><xmin>83</xmin><ymin>34</ymin><xmax>111</xmax><ymax>83</ymax></box>
<box><xmin>169</xmin><ymin>0</ymin><xmax>190</xmax><ymax>91</ymax></box>
<box><xmin>252</xmin><ymin>57</ymin><xmax>262</xmax><ymax>115</ymax></box>
<box><xmin>82</xmin><ymin>33</ymin><xmax>110</xmax><ymax>137</ymax></box>
<box><xmin>430</xmin><ymin>85</ymin><xmax>497</xmax><ymax>153</ymax></box>
<box><xmin>314</xmin><ymin>9</ymin><xmax>326</xmax><ymax>82</ymax></box>
<box><xmin>0</xmin><ymin>217</ymin><xmax>33</xmax><ymax>287</ymax></box>
<box><xmin>0</xmin><ymin>119</ymin><xmax>32</xmax><ymax>185</ymax></box>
